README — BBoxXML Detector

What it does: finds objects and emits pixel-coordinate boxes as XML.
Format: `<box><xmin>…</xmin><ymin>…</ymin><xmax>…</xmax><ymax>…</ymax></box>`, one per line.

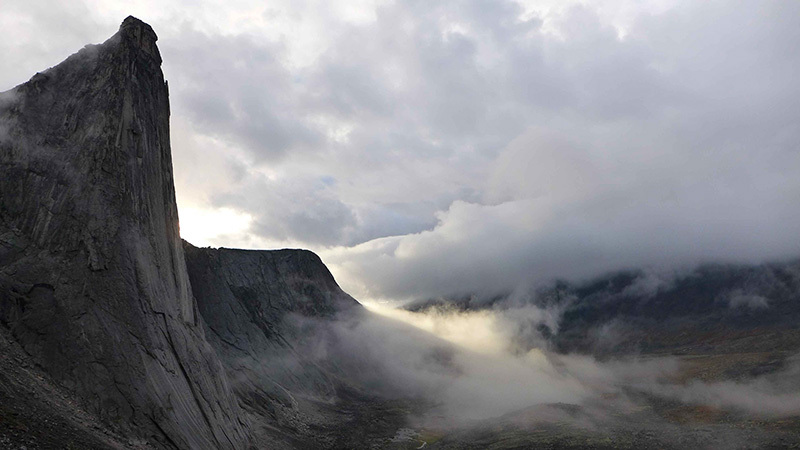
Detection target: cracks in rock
<box><xmin>156</xmin><ymin>311</ymin><xmax>237</xmax><ymax>449</ymax></box>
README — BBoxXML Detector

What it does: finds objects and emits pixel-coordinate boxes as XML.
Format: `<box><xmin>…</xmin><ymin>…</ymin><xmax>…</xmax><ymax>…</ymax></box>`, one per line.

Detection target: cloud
<box><xmin>292</xmin><ymin>301</ymin><xmax>800</xmax><ymax>430</ymax></box>
<box><xmin>647</xmin><ymin>360</ymin><xmax>800</xmax><ymax>417</ymax></box>
<box><xmin>164</xmin><ymin>30</ymin><xmax>324</xmax><ymax>162</ymax></box>
<box><xmin>0</xmin><ymin>2</ymin><xmax>108</xmax><ymax>91</ymax></box>
<box><xmin>211</xmin><ymin>171</ymin><xmax>358</xmax><ymax>246</ymax></box>
<box><xmin>321</xmin><ymin>1</ymin><xmax>800</xmax><ymax>301</ymax></box>
<box><xmin>3</xmin><ymin>0</ymin><xmax>800</xmax><ymax>302</ymax></box>
<box><xmin>325</xmin><ymin>180</ymin><xmax>800</xmax><ymax>301</ymax></box>
<box><xmin>311</xmin><ymin>304</ymin><xmax>591</xmax><ymax>424</ymax></box>
<box><xmin>726</xmin><ymin>291</ymin><xmax>770</xmax><ymax>310</ymax></box>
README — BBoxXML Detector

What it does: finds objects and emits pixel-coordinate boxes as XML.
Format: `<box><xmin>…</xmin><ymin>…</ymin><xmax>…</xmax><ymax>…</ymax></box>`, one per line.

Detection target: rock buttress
<box><xmin>184</xmin><ymin>242</ymin><xmax>360</xmax><ymax>446</ymax></box>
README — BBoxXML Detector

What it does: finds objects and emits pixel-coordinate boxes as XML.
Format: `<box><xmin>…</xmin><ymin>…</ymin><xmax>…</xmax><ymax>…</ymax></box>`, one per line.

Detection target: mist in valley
<box><xmin>277</xmin><ymin>272</ymin><xmax>800</xmax><ymax>448</ymax></box>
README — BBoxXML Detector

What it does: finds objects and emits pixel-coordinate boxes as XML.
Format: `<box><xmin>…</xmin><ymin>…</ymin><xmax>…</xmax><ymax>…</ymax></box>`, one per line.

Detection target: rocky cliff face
<box><xmin>183</xmin><ymin>242</ymin><xmax>361</xmax><ymax>447</ymax></box>
<box><xmin>0</xmin><ymin>17</ymin><xmax>371</xmax><ymax>449</ymax></box>
<box><xmin>185</xmin><ymin>243</ymin><xmax>358</xmax><ymax>330</ymax></box>
<box><xmin>0</xmin><ymin>17</ymin><xmax>249</xmax><ymax>448</ymax></box>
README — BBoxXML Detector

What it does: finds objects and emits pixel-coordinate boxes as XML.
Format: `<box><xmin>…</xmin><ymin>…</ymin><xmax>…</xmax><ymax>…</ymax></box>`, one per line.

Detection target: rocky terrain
<box><xmin>546</xmin><ymin>261</ymin><xmax>800</xmax><ymax>357</ymax></box>
<box><xmin>184</xmin><ymin>242</ymin><xmax>364</xmax><ymax>448</ymax></box>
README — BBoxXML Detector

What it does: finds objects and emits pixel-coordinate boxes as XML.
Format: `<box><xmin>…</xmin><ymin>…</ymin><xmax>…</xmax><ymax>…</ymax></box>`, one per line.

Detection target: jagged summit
<box><xmin>116</xmin><ymin>15</ymin><xmax>162</xmax><ymax>63</ymax></box>
<box><xmin>119</xmin><ymin>15</ymin><xmax>159</xmax><ymax>43</ymax></box>
<box><xmin>8</xmin><ymin>16</ymin><xmax>163</xmax><ymax>101</ymax></box>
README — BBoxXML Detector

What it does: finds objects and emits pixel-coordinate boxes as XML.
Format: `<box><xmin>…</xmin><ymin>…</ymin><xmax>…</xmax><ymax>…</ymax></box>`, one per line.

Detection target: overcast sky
<box><xmin>3</xmin><ymin>0</ymin><xmax>799</xmax><ymax>302</ymax></box>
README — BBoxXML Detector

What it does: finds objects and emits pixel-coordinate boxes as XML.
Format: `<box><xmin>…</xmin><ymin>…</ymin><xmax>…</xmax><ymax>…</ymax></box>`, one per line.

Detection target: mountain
<box><xmin>183</xmin><ymin>242</ymin><xmax>365</xmax><ymax>447</ymax></box>
<box><xmin>407</xmin><ymin>260</ymin><xmax>800</xmax><ymax>358</ymax></box>
<box><xmin>0</xmin><ymin>16</ymin><xmax>365</xmax><ymax>449</ymax></box>
<box><xmin>0</xmin><ymin>16</ymin><xmax>250</xmax><ymax>448</ymax></box>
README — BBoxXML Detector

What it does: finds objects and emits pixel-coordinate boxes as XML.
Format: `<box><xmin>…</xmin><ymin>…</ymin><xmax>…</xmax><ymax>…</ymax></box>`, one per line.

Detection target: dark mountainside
<box><xmin>184</xmin><ymin>243</ymin><xmax>429</xmax><ymax>448</ymax></box>
<box><xmin>182</xmin><ymin>243</ymin><xmax>375</xmax><ymax>448</ymax></box>
<box><xmin>408</xmin><ymin>260</ymin><xmax>800</xmax><ymax>358</ymax></box>
<box><xmin>0</xmin><ymin>16</ymin><xmax>247</xmax><ymax>449</ymax></box>
<box><xmin>0</xmin><ymin>17</ymin><xmax>370</xmax><ymax>450</ymax></box>
<box><xmin>549</xmin><ymin>261</ymin><xmax>800</xmax><ymax>356</ymax></box>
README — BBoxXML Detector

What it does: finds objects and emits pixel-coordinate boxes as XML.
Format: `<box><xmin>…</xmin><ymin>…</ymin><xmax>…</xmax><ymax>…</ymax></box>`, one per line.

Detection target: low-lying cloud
<box><xmin>293</xmin><ymin>301</ymin><xmax>800</xmax><ymax>430</ymax></box>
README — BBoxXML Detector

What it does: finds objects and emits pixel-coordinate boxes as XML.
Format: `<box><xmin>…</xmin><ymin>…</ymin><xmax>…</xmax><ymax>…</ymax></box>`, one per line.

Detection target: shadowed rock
<box><xmin>184</xmin><ymin>241</ymin><xmax>361</xmax><ymax>447</ymax></box>
<box><xmin>0</xmin><ymin>16</ymin><xmax>249</xmax><ymax>448</ymax></box>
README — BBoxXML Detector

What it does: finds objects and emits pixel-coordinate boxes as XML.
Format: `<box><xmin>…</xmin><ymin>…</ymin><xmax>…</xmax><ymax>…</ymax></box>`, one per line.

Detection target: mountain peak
<box><xmin>115</xmin><ymin>15</ymin><xmax>161</xmax><ymax>64</ymax></box>
<box><xmin>0</xmin><ymin>17</ymin><xmax>249</xmax><ymax>447</ymax></box>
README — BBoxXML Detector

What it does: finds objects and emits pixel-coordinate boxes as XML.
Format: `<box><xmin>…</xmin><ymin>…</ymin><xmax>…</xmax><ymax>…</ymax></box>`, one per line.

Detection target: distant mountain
<box><xmin>544</xmin><ymin>261</ymin><xmax>800</xmax><ymax>356</ymax></box>
<box><xmin>407</xmin><ymin>260</ymin><xmax>800</xmax><ymax>357</ymax></box>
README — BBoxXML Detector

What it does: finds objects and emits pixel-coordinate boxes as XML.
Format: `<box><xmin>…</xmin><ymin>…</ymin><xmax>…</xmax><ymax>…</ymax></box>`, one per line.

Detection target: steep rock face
<box><xmin>183</xmin><ymin>242</ymin><xmax>360</xmax><ymax>446</ymax></box>
<box><xmin>0</xmin><ymin>17</ymin><xmax>249</xmax><ymax>448</ymax></box>
<box><xmin>184</xmin><ymin>243</ymin><xmax>358</xmax><ymax>329</ymax></box>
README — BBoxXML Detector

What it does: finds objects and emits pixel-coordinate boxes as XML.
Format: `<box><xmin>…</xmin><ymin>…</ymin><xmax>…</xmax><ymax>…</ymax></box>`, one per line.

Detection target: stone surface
<box><xmin>0</xmin><ymin>17</ymin><xmax>249</xmax><ymax>449</ymax></box>
<box><xmin>184</xmin><ymin>242</ymin><xmax>362</xmax><ymax>447</ymax></box>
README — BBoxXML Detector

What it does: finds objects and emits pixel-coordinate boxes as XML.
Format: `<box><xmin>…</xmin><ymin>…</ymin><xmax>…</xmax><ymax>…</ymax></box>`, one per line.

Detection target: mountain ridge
<box><xmin>405</xmin><ymin>259</ymin><xmax>800</xmax><ymax>357</ymax></box>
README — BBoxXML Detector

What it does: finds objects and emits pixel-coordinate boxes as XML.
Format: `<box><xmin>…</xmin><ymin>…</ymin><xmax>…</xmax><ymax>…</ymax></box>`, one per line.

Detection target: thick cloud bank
<box><xmin>4</xmin><ymin>1</ymin><xmax>799</xmax><ymax>302</ymax></box>
<box><xmin>317</xmin><ymin>1</ymin><xmax>800</xmax><ymax>301</ymax></box>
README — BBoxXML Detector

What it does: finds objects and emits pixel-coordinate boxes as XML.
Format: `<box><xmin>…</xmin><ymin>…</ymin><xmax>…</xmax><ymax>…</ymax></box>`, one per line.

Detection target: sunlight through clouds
<box><xmin>179</xmin><ymin>207</ymin><xmax>253</xmax><ymax>247</ymax></box>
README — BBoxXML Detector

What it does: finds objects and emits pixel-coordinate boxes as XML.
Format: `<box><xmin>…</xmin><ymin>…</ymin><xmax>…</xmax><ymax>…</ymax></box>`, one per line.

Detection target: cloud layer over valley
<box><xmin>293</xmin><ymin>300</ymin><xmax>800</xmax><ymax>432</ymax></box>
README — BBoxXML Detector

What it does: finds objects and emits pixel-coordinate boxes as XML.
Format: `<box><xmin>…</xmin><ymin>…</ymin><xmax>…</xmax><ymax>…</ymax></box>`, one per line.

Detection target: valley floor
<box><xmin>3</xmin><ymin>326</ymin><xmax>800</xmax><ymax>449</ymax></box>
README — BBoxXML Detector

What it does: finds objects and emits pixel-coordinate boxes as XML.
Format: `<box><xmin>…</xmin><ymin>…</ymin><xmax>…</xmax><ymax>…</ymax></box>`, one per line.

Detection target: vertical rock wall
<box><xmin>0</xmin><ymin>17</ymin><xmax>249</xmax><ymax>449</ymax></box>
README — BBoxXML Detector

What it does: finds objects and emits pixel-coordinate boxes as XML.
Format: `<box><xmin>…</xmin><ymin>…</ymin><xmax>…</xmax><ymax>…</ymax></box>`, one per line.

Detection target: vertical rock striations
<box><xmin>0</xmin><ymin>17</ymin><xmax>249</xmax><ymax>448</ymax></box>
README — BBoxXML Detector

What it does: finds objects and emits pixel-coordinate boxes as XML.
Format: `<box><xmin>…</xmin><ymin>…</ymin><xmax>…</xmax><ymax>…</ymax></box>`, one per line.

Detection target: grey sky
<box><xmin>3</xmin><ymin>0</ymin><xmax>799</xmax><ymax>302</ymax></box>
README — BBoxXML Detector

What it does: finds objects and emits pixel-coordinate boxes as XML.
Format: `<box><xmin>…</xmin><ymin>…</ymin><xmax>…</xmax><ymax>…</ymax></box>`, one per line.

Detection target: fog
<box><xmin>285</xmin><ymin>299</ymin><xmax>800</xmax><ymax>432</ymax></box>
<box><xmin>330</xmin><ymin>302</ymin><xmax>588</xmax><ymax>424</ymax></box>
